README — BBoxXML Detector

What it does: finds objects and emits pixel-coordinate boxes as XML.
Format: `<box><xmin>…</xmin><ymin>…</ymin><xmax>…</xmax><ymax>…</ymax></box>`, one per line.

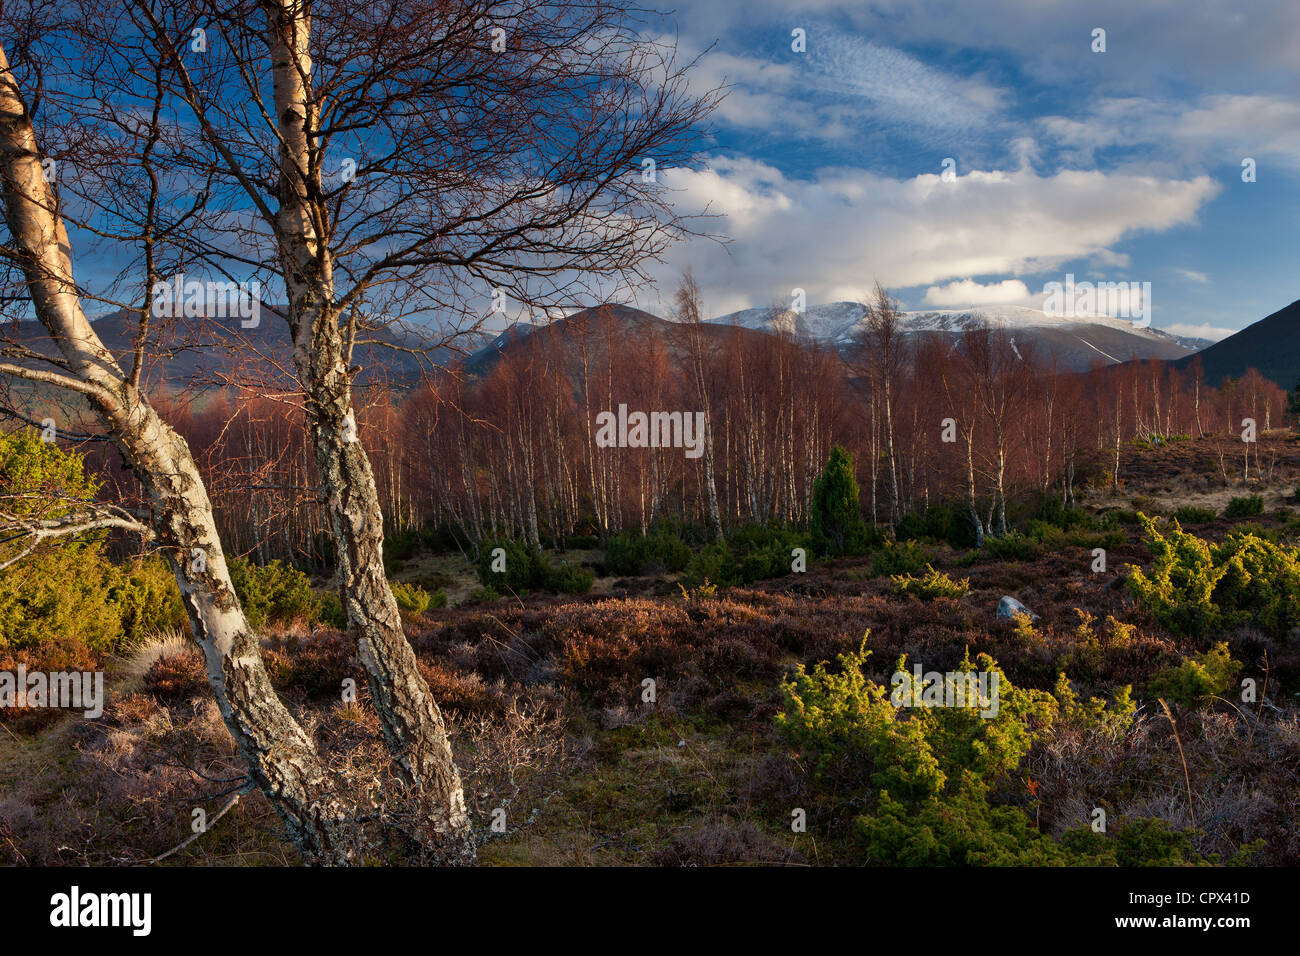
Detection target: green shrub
<box><xmin>1063</xmin><ymin>528</ymin><xmax>1127</xmax><ymax>552</ymax></box>
<box><xmin>391</xmin><ymin>580</ymin><xmax>432</xmax><ymax>614</ymax></box>
<box><xmin>896</xmin><ymin>504</ymin><xmax>979</xmax><ymax>549</ymax></box>
<box><xmin>870</xmin><ymin>540</ymin><xmax>930</xmax><ymax>577</ymax></box>
<box><xmin>319</xmin><ymin>591</ymin><xmax>346</xmax><ymax>629</ymax></box>
<box><xmin>387</xmin><ymin>580</ymin><xmax>449</xmax><ymax>614</ymax></box>
<box><xmin>548</xmin><ymin>561</ymin><xmax>596</xmax><ymax>595</ymax></box>
<box><xmin>731</xmin><ymin>523</ymin><xmax>810</xmax><ymax>581</ymax></box>
<box><xmin>778</xmin><ymin>637</ymin><xmax>1173</xmax><ymax>864</ymax></box>
<box><xmin>1211</xmin><ymin>533</ymin><xmax>1300</xmax><ymax>635</ymax></box>
<box><xmin>228</xmin><ymin>558</ymin><xmax>321</xmax><ymax>631</ymax></box>
<box><xmin>1224</xmin><ymin>494</ymin><xmax>1264</xmax><ymax>519</ymax></box>
<box><xmin>476</xmin><ymin>538</ymin><xmax>542</xmax><ymax>591</ymax></box>
<box><xmin>1126</xmin><ymin>518</ymin><xmax>1224</xmax><ymax>635</ymax></box>
<box><xmin>983</xmin><ymin>531</ymin><xmax>1041</xmax><ymax>561</ymax></box>
<box><xmin>604</xmin><ymin>527</ymin><xmax>691</xmax><ymax>575</ymax></box>
<box><xmin>778</xmin><ymin>637</ymin><xmax>1201</xmax><ymax>865</ymax></box>
<box><xmin>890</xmin><ymin>564</ymin><xmax>970</xmax><ymax>600</ymax></box>
<box><xmin>0</xmin><ymin>432</ymin><xmax>186</xmax><ymax>652</ymax></box>
<box><xmin>678</xmin><ymin>578</ymin><xmax>718</xmax><ymax>603</ymax></box>
<box><xmin>0</xmin><ymin>429</ymin><xmax>101</xmax><ymax>536</ymax></box>
<box><xmin>384</xmin><ymin>528</ymin><xmax>423</xmax><ymax>566</ymax></box>
<box><xmin>1051</xmin><ymin>671</ymin><xmax>1136</xmax><ymax>735</ymax></box>
<box><xmin>0</xmin><ymin>549</ymin><xmax>188</xmax><ymax>654</ymax></box>
<box><xmin>0</xmin><ymin>548</ymin><xmax>125</xmax><ymax>653</ymax></box>
<box><xmin>678</xmin><ymin>524</ymin><xmax>810</xmax><ymax>588</ymax></box>
<box><xmin>602</xmin><ymin>530</ymin><xmax>639</xmax><ymax>573</ymax></box>
<box><xmin>466</xmin><ymin>585</ymin><xmax>500</xmax><ymax>604</ymax></box>
<box><xmin>1031</xmin><ymin>496</ymin><xmax>1095</xmax><ymax>532</ymax></box>
<box><xmin>1026</xmin><ymin>519</ymin><xmax>1065</xmax><ymax>547</ymax></box>
<box><xmin>475</xmin><ymin>537</ymin><xmax>592</xmax><ymax>594</ymax></box>
<box><xmin>810</xmin><ymin>446</ymin><xmax>872</xmax><ymax>557</ymax></box>
<box><xmin>1128</xmin><ymin>515</ymin><xmax>1300</xmax><ymax>636</ymax></box>
<box><xmin>1150</xmin><ymin>642</ymin><xmax>1242</xmax><ymax>708</ymax></box>
<box><xmin>1173</xmin><ymin>505</ymin><xmax>1217</xmax><ymax>524</ymax></box>
<box><xmin>109</xmin><ymin>555</ymin><xmax>187</xmax><ymax>640</ymax></box>
<box><xmin>322</xmin><ymin>581</ymin><xmax>445</xmax><ymax>622</ymax></box>
<box><xmin>685</xmin><ymin>541</ymin><xmax>739</xmax><ymax>588</ymax></box>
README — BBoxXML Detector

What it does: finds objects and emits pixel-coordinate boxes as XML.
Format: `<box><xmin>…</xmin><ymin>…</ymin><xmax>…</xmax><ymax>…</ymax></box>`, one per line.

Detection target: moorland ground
<box><xmin>3</xmin><ymin>432</ymin><xmax>1300</xmax><ymax>866</ymax></box>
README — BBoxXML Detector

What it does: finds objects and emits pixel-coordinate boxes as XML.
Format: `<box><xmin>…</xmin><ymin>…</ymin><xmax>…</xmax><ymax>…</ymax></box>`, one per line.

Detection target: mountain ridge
<box><xmin>1172</xmin><ymin>298</ymin><xmax>1300</xmax><ymax>388</ymax></box>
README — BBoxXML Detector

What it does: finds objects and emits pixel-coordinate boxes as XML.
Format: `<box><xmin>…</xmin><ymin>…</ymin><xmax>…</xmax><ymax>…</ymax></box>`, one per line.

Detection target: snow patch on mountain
<box><xmin>708</xmin><ymin>301</ymin><xmax>1203</xmax><ymax>352</ymax></box>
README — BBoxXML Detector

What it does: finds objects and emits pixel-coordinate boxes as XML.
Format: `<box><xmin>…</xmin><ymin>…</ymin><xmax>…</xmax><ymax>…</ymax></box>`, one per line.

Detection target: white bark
<box><xmin>262</xmin><ymin>1</ymin><xmax>472</xmax><ymax>861</ymax></box>
<box><xmin>0</xmin><ymin>43</ymin><xmax>352</xmax><ymax>861</ymax></box>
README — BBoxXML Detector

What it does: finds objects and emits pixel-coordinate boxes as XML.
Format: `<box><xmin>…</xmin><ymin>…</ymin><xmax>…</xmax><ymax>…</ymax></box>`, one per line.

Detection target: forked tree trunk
<box><xmin>0</xmin><ymin>43</ymin><xmax>351</xmax><ymax>862</ymax></box>
<box><xmin>264</xmin><ymin>3</ymin><xmax>472</xmax><ymax>862</ymax></box>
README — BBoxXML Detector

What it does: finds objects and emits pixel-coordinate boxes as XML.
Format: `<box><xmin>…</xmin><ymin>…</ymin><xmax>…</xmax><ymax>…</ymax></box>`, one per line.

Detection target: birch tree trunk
<box><xmin>674</xmin><ymin>272</ymin><xmax>723</xmax><ymax>540</ymax></box>
<box><xmin>0</xmin><ymin>43</ymin><xmax>352</xmax><ymax>862</ymax></box>
<box><xmin>263</xmin><ymin>3</ymin><xmax>472</xmax><ymax>862</ymax></box>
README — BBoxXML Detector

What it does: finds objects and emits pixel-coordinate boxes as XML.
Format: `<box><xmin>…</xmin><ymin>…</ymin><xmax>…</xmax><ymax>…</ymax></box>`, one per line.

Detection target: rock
<box><xmin>997</xmin><ymin>596</ymin><xmax>1038</xmax><ymax>620</ymax></box>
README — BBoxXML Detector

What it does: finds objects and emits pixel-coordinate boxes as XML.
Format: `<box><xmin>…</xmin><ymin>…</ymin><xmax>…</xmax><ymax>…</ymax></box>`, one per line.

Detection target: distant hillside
<box><xmin>5</xmin><ymin>308</ymin><xmax>468</xmax><ymax>390</ymax></box>
<box><xmin>462</xmin><ymin>299</ymin><xmax>1212</xmax><ymax>378</ymax></box>
<box><xmin>710</xmin><ymin>302</ymin><xmax>1200</xmax><ymax>372</ymax></box>
<box><xmin>461</xmin><ymin>303</ymin><xmax>771</xmax><ymax>379</ymax></box>
<box><xmin>1173</xmin><ymin>299</ymin><xmax>1300</xmax><ymax>389</ymax></box>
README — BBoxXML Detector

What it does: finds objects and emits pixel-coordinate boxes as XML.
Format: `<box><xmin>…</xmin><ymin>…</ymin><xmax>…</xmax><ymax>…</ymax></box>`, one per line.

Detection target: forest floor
<box><xmin>3</xmin><ymin>432</ymin><xmax>1300</xmax><ymax>866</ymax></box>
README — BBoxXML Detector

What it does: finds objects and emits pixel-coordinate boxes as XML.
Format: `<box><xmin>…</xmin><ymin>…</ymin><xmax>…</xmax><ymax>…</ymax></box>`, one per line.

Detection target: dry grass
<box><xmin>4</xmin><ymin>432</ymin><xmax>1300</xmax><ymax>865</ymax></box>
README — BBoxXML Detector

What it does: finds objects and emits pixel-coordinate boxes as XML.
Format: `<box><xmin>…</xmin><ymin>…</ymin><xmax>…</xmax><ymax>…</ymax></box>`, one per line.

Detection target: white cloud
<box><xmin>672</xmin><ymin>0</ymin><xmax>1300</xmax><ymax>94</ymax></box>
<box><xmin>1174</xmin><ymin>268</ymin><xmax>1210</xmax><ymax>284</ymax></box>
<box><xmin>681</xmin><ymin>37</ymin><xmax>1008</xmax><ymax>143</ymax></box>
<box><xmin>1176</xmin><ymin>95</ymin><xmax>1300</xmax><ymax>168</ymax></box>
<box><xmin>648</xmin><ymin>157</ymin><xmax>1220</xmax><ymax>314</ymax></box>
<box><xmin>1040</xmin><ymin>94</ymin><xmax>1300</xmax><ymax>170</ymax></box>
<box><xmin>923</xmin><ymin>278</ymin><xmax>1034</xmax><ymax>307</ymax></box>
<box><xmin>808</xmin><ymin>35</ymin><xmax>1008</xmax><ymax>138</ymax></box>
<box><xmin>1160</xmin><ymin>322</ymin><xmax>1235</xmax><ymax>342</ymax></box>
<box><xmin>686</xmin><ymin>52</ymin><xmax>842</xmax><ymax>139</ymax></box>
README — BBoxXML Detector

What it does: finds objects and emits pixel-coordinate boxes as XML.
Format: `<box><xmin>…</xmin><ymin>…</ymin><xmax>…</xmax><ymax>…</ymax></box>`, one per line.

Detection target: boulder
<box><xmin>997</xmin><ymin>596</ymin><xmax>1038</xmax><ymax>620</ymax></box>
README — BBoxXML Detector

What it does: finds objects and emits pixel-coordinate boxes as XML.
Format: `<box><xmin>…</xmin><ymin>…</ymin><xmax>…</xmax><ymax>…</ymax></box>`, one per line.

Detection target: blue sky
<box><xmin>639</xmin><ymin>0</ymin><xmax>1300</xmax><ymax>339</ymax></box>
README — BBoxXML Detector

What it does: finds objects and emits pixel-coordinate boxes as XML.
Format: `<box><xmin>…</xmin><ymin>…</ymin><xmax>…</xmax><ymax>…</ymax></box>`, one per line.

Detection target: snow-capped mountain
<box><xmin>707</xmin><ymin>301</ymin><xmax>1207</xmax><ymax>370</ymax></box>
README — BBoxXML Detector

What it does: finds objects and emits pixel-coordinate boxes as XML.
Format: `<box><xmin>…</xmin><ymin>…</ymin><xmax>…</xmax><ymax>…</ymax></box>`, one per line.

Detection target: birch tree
<box><xmin>0</xmin><ymin>37</ymin><xmax>356</xmax><ymax>862</ymax></box>
<box><xmin>144</xmin><ymin>0</ymin><xmax>708</xmax><ymax>848</ymax></box>
<box><xmin>2</xmin><ymin>0</ymin><xmax>715</xmax><ymax>863</ymax></box>
<box><xmin>857</xmin><ymin>283</ymin><xmax>907</xmax><ymax>530</ymax></box>
<box><xmin>672</xmin><ymin>269</ymin><xmax>723</xmax><ymax>540</ymax></box>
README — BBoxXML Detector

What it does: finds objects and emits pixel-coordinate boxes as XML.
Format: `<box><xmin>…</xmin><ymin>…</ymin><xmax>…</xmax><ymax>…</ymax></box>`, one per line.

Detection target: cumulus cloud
<box><xmin>923</xmin><ymin>279</ymin><xmax>1034</xmax><ymax>307</ymax></box>
<box><xmin>1039</xmin><ymin>94</ymin><xmax>1300</xmax><ymax>170</ymax></box>
<box><xmin>648</xmin><ymin>157</ymin><xmax>1220</xmax><ymax>314</ymax></box>
<box><xmin>1160</xmin><ymin>323</ymin><xmax>1236</xmax><ymax>342</ymax></box>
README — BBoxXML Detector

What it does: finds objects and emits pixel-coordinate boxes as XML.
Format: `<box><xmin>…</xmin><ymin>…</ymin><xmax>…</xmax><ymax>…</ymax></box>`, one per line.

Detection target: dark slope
<box><xmin>1173</xmin><ymin>299</ymin><xmax>1300</xmax><ymax>388</ymax></box>
<box><xmin>460</xmin><ymin>304</ymin><xmax>772</xmax><ymax>379</ymax></box>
